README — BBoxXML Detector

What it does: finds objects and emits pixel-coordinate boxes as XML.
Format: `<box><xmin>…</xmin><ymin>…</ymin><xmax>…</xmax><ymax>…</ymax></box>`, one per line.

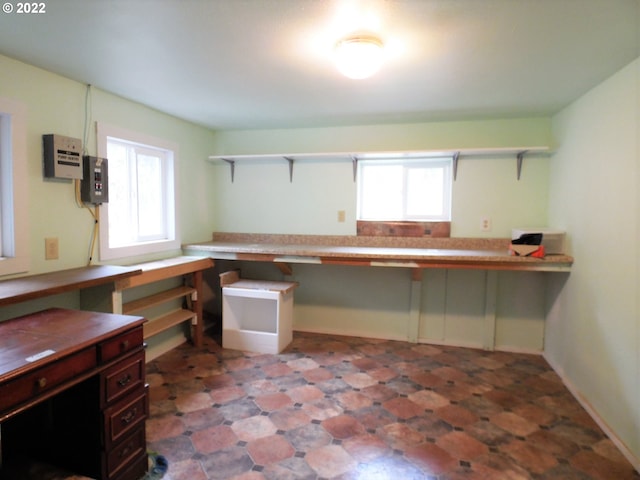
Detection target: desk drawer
<box><xmin>104</xmin><ymin>388</ymin><xmax>147</xmax><ymax>446</ymax></box>
<box><xmin>99</xmin><ymin>327</ymin><xmax>143</xmax><ymax>364</ymax></box>
<box><xmin>0</xmin><ymin>347</ymin><xmax>96</xmax><ymax>414</ymax></box>
<box><xmin>105</xmin><ymin>426</ymin><xmax>146</xmax><ymax>479</ymax></box>
<box><xmin>102</xmin><ymin>351</ymin><xmax>145</xmax><ymax>407</ymax></box>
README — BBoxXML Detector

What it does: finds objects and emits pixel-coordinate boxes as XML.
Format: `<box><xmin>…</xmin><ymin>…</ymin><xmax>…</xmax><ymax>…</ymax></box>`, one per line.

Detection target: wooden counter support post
<box><xmin>189</xmin><ymin>268</ymin><xmax>204</xmax><ymax>347</ymax></box>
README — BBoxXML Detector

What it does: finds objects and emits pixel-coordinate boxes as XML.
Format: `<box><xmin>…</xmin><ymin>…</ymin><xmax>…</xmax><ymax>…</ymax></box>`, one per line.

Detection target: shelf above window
<box><xmin>208</xmin><ymin>146</ymin><xmax>551</xmax><ymax>182</ymax></box>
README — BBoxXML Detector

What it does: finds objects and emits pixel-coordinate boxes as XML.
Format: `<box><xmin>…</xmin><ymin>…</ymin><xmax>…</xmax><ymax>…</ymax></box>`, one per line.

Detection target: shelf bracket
<box><xmin>222</xmin><ymin>158</ymin><xmax>236</xmax><ymax>183</ymax></box>
<box><xmin>452</xmin><ymin>151</ymin><xmax>460</xmax><ymax>181</ymax></box>
<box><xmin>275</xmin><ymin>262</ymin><xmax>293</xmax><ymax>276</ymax></box>
<box><xmin>351</xmin><ymin>155</ymin><xmax>358</xmax><ymax>182</ymax></box>
<box><xmin>284</xmin><ymin>156</ymin><xmax>295</xmax><ymax>182</ymax></box>
<box><xmin>516</xmin><ymin>150</ymin><xmax>527</xmax><ymax>180</ymax></box>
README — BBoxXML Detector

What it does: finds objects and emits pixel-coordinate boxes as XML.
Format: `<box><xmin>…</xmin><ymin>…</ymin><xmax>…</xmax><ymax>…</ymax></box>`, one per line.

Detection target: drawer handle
<box><xmin>117</xmin><ymin>373</ymin><xmax>132</xmax><ymax>387</ymax></box>
<box><xmin>119</xmin><ymin>441</ymin><xmax>134</xmax><ymax>458</ymax></box>
<box><xmin>36</xmin><ymin>377</ymin><xmax>47</xmax><ymax>389</ymax></box>
<box><xmin>120</xmin><ymin>340</ymin><xmax>130</xmax><ymax>351</ymax></box>
<box><xmin>121</xmin><ymin>407</ymin><xmax>138</xmax><ymax>425</ymax></box>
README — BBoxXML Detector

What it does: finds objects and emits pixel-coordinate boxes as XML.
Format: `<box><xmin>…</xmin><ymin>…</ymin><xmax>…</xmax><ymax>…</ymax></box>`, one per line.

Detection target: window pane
<box><xmin>360</xmin><ymin>164</ymin><xmax>403</xmax><ymax>220</ymax></box>
<box><xmin>136</xmin><ymin>152</ymin><xmax>165</xmax><ymax>239</ymax></box>
<box><xmin>406</xmin><ymin>166</ymin><xmax>444</xmax><ymax>217</ymax></box>
<box><xmin>358</xmin><ymin>158</ymin><xmax>451</xmax><ymax>221</ymax></box>
<box><xmin>106</xmin><ymin>140</ymin><xmax>170</xmax><ymax>247</ymax></box>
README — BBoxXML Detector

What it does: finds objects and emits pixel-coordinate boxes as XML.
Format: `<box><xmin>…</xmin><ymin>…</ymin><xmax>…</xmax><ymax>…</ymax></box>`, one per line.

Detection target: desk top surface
<box><xmin>0</xmin><ymin>308</ymin><xmax>145</xmax><ymax>381</ymax></box>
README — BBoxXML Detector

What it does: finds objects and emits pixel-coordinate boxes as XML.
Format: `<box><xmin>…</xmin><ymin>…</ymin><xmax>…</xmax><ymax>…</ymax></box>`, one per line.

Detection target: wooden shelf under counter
<box><xmin>112</xmin><ymin>256</ymin><xmax>214</xmax><ymax>347</ymax></box>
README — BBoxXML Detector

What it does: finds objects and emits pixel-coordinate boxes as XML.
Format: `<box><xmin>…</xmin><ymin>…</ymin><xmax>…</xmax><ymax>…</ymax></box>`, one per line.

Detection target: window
<box><xmin>0</xmin><ymin>98</ymin><xmax>29</xmax><ymax>276</ymax></box>
<box><xmin>357</xmin><ymin>157</ymin><xmax>452</xmax><ymax>221</ymax></box>
<box><xmin>97</xmin><ymin>123</ymin><xmax>179</xmax><ymax>261</ymax></box>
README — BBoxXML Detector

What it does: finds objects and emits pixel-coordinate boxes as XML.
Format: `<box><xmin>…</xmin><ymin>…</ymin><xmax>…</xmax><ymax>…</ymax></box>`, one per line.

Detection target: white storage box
<box><xmin>512</xmin><ymin>228</ymin><xmax>566</xmax><ymax>254</ymax></box>
<box><xmin>220</xmin><ymin>271</ymin><xmax>297</xmax><ymax>354</ymax></box>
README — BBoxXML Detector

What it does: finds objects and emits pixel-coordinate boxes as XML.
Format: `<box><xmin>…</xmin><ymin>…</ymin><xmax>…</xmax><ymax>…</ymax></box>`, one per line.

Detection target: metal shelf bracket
<box><xmin>222</xmin><ymin>158</ymin><xmax>236</xmax><ymax>183</ymax></box>
<box><xmin>453</xmin><ymin>152</ymin><xmax>460</xmax><ymax>181</ymax></box>
<box><xmin>516</xmin><ymin>150</ymin><xmax>527</xmax><ymax>180</ymax></box>
<box><xmin>352</xmin><ymin>156</ymin><xmax>358</xmax><ymax>182</ymax></box>
<box><xmin>284</xmin><ymin>156</ymin><xmax>295</xmax><ymax>182</ymax></box>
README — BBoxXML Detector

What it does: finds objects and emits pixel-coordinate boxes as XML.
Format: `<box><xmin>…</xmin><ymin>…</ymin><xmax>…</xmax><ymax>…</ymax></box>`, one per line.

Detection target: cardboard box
<box><xmin>510</xmin><ymin>244</ymin><xmax>545</xmax><ymax>257</ymax></box>
<box><xmin>512</xmin><ymin>228</ymin><xmax>565</xmax><ymax>254</ymax></box>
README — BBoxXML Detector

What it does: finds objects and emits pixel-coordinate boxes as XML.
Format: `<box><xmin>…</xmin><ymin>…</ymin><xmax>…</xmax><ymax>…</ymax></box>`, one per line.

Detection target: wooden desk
<box><xmin>0</xmin><ymin>308</ymin><xmax>147</xmax><ymax>480</ymax></box>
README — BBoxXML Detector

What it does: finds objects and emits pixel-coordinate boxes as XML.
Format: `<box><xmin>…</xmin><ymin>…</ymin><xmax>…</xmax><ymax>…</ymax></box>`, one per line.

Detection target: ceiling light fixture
<box><xmin>334</xmin><ymin>35</ymin><xmax>384</xmax><ymax>79</ymax></box>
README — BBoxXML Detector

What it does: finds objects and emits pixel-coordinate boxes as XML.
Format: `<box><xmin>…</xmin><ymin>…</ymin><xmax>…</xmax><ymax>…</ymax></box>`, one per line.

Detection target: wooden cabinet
<box><xmin>112</xmin><ymin>256</ymin><xmax>213</xmax><ymax>347</ymax></box>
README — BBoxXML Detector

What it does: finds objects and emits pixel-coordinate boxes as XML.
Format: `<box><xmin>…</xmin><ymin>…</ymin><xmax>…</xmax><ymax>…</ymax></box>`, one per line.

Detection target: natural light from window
<box><xmin>0</xmin><ymin>97</ymin><xmax>28</xmax><ymax>276</ymax></box>
<box><xmin>97</xmin><ymin>123</ymin><xmax>179</xmax><ymax>261</ymax></box>
<box><xmin>357</xmin><ymin>158</ymin><xmax>452</xmax><ymax>222</ymax></box>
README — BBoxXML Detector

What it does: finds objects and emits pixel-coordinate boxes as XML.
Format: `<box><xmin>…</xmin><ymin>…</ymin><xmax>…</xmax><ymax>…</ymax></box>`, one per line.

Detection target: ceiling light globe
<box><xmin>334</xmin><ymin>36</ymin><xmax>384</xmax><ymax>80</ymax></box>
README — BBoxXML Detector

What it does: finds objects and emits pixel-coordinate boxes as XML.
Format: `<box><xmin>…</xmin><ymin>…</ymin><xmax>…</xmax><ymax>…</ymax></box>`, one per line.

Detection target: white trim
<box><xmin>96</xmin><ymin>123</ymin><xmax>180</xmax><ymax>261</ymax></box>
<box><xmin>0</xmin><ymin>97</ymin><xmax>29</xmax><ymax>277</ymax></box>
<box><xmin>544</xmin><ymin>352</ymin><xmax>640</xmax><ymax>472</ymax></box>
<box><xmin>293</xmin><ymin>326</ymin><xmax>407</xmax><ymax>343</ymax></box>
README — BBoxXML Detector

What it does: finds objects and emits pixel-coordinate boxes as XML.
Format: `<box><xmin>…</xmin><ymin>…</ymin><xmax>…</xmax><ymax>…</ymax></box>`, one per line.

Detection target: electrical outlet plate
<box><xmin>45</xmin><ymin>237</ymin><xmax>59</xmax><ymax>260</ymax></box>
<box><xmin>481</xmin><ymin>217</ymin><xmax>492</xmax><ymax>232</ymax></box>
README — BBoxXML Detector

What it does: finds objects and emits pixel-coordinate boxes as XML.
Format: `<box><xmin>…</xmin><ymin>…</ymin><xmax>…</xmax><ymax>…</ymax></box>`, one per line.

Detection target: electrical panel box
<box><xmin>81</xmin><ymin>156</ymin><xmax>109</xmax><ymax>204</ymax></box>
<box><xmin>43</xmin><ymin>134</ymin><xmax>83</xmax><ymax>179</ymax></box>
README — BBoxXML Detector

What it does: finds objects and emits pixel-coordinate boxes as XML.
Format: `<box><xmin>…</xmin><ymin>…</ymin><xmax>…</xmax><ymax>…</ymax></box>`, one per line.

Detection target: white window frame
<box><xmin>97</xmin><ymin>123</ymin><xmax>180</xmax><ymax>261</ymax></box>
<box><xmin>0</xmin><ymin>97</ymin><xmax>29</xmax><ymax>276</ymax></box>
<box><xmin>357</xmin><ymin>157</ymin><xmax>452</xmax><ymax>222</ymax></box>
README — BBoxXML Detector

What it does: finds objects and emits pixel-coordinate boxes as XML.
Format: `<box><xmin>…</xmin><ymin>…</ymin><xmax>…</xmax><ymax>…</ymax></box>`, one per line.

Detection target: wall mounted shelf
<box><xmin>209</xmin><ymin>147</ymin><xmax>551</xmax><ymax>183</ymax></box>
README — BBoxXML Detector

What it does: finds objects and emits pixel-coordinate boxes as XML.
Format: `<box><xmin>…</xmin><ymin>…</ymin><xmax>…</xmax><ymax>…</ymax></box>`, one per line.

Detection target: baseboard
<box><xmin>293</xmin><ymin>329</ymin><xmax>543</xmax><ymax>355</ymax></box>
<box><xmin>416</xmin><ymin>338</ymin><xmax>542</xmax><ymax>355</ymax></box>
<box><xmin>293</xmin><ymin>327</ymin><xmax>406</xmax><ymax>342</ymax></box>
<box><xmin>417</xmin><ymin>337</ymin><xmax>484</xmax><ymax>350</ymax></box>
<box><xmin>543</xmin><ymin>352</ymin><xmax>640</xmax><ymax>473</ymax></box>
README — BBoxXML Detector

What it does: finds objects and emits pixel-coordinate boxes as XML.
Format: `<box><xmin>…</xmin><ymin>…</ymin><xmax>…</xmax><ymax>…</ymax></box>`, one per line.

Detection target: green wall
<box><xmin>546</xmin><ymin>58</ymin><xmax>640</xmax><ymax>466</ymax></box>
<box><xmin>0</xmin><ymin>54</ymin><xmax>216</xmax><ymax>328</ymax></box>
<box><xmin>212</xmin><ymin>117</ymin><xmax>552</xmax><ymax>155</ymax></box>
<box><xmin>211</xmin><ymin>119</ymin><xmax>552</xmax><ymax>238</ymax></box>
<box><xmin>0</xmin><ymin>54</ymin><xmax>216</xmax><ymax>277</ymax></box>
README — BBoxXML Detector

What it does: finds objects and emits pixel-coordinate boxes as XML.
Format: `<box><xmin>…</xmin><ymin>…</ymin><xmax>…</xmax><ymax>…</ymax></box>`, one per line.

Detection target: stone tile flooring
<box><xmin>146</xmin><ymin>332</ymin><xmax>639</xmax><ymax>479</ymax></box>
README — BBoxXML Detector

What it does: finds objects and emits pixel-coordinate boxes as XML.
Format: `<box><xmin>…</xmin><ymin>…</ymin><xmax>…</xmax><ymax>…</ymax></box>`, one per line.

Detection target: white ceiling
<box><xmin>0</xmin><ymin>0</ymin><xmax>638</xmax><ymax>130</ymax></box>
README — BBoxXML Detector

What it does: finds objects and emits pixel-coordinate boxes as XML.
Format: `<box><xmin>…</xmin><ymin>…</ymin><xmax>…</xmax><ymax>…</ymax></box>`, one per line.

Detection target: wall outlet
<box><xmin>45</xmin><ymin>237</ymin><xmax>59</xmax><ymax>260</ymax></box>
<box><xmin>481</xmin><ymin>217</ymin><xmax>492</xmax><ymax>232</ymax></box>
<box><xmin>337</xmin><ymin>210</ymin><xmax>346</xmax><ymax>223</ymax></box>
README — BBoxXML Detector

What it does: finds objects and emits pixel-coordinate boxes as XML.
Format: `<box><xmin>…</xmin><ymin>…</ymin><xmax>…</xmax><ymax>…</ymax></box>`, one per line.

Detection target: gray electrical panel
<box><xmin>81</xmin><ymin>156</ymin><xmax>109</xmax><ymax>204</ymax></box>
<box><xmin>43</xmin><ymin>134</ymin><xmax>83</xmax><ymax>179</ymax></box>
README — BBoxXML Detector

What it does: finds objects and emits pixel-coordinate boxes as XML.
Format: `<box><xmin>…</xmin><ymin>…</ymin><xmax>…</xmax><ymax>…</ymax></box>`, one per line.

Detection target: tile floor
<box><xmin>146</xmin><ymin>332</ymin><xmax>639</xmax><ymax>480</ymax></box>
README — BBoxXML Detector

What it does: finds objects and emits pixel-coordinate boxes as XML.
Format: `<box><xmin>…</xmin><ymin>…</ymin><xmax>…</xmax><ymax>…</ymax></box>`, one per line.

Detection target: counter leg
<box><xmin>191</xmin><ymin>271</ymin><xmax>204</xmax><ymax>347</ymax></box>
<box><xmin>407</xmin><ymin>269</ymin><xmax>423</xmax><ymax>343</ymax></box>
<box><xmin>483</xmin><ymin>270</ymin><xmax>497</xmax><ymax>350</ymax></box>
